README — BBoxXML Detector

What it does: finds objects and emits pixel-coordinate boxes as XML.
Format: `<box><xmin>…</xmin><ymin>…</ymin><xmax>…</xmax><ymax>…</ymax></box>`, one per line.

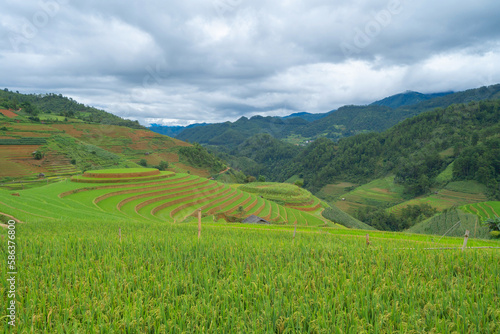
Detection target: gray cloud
<box><xmin>1</xmin><ymin>0</ymin><xmax>500</xmax><ymax>126</ymax></box>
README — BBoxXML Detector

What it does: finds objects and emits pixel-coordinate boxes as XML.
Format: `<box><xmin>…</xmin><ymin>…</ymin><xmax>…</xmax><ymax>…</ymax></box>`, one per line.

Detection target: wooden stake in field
<box><xmin>366</xmin><ymin>234</ymin><xmax>370</xmax><ymax>246</ymax></box>
<box><xmin>293</xmin><ymin>221</ymin><xmax>297</xmax><ymax>239</ymax></box>
<box><xmin>462</xmin><ymin>230</ymin><xmax>469</xmax><ymax>251</ymax></box>
<box><xmin>198</xmin><ymin>209</ymin><xmax>202</xmax><ymax>240</ymax></box>
<box><xmin>474</xmin><ymin>218</ymin><xmax>478</xmax><ymax>239</ymax></box>
<box><xmin>119</xmin><ymin>228</ymin><xmax>122</xmax><ymax>243</ymax></box>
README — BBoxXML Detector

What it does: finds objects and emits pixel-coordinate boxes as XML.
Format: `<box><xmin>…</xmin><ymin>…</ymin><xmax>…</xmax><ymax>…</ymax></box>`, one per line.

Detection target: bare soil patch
<box><xmin>0</xmin><ymin>109</ymin><xmax>18</xmax><ymax>118</ymax></box>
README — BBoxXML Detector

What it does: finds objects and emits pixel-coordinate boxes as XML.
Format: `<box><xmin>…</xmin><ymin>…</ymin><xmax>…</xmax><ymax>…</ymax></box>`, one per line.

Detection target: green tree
<box><xmin>294</xmin><ymin>180</ymin><xmax>304</xmax><ymax>187</ymax></box>
<box><xmin>158</xmin><ymin>161</ymin><xmax>169</xmax><ymax>170</ymax></box>
<box><xmin>33</xmin><ymin>151</ymin><xmax>44</xmax><ymax>160</ymax></box>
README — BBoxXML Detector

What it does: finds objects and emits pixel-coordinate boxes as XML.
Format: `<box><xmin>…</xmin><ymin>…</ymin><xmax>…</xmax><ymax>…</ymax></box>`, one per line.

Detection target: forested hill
<box><xmin>211</xmin><ymin>99</ymin><xmax>500</xmax><ymax>202</ymax></box>
<box><xmin>370</xmin><ymin>91</ymin><xmax>452</xmax><ymax>109</ymax></box>
<box><xmin>288</xmin><ymin>99</ymin><xmax>500</xmax><ymax>197</ymax></box>
<box><xmin>171</xmin><ymin>84</ymin><xmax>500</xmax><ymax>147</ymax></box>
<box><xmin>0</xmin><ymin>89</ymin><xmax>145</xmax><ymax>129</ymax></box>
<box><xmin>298</xmin><ymin>84</ymin><xmax>500</xmax><ymax>140</ymax></box>
<box><xmin>149</xmin><ymin>123</ymin><xmax>208</xmax><ymax>138</ymax></box>
<box><xmin>176</xmin><ymin>115</ymin><xmax>309</xmax><ymax>148</ymax></box>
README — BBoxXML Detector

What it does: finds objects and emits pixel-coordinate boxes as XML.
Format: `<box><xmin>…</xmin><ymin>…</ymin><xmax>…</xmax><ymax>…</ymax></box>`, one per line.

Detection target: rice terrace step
<box><xmin>71</xmin><ymin>168</ymin><xmax>173</xmax><ymax>183</ymax></box>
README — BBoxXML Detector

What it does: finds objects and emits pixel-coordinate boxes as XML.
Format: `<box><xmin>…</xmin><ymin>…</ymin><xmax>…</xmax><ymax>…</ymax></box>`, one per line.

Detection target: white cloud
<box><xmin>1</xmin><ymin>0</ymin><xmax>500</xmax><ymax>125</ymax></box>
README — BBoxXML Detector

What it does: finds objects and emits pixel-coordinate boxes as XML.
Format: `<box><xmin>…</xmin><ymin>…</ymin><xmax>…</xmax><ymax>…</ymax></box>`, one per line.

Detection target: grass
<box><xmin>332</xmin><ymin>176</ymin><xmax>406</xmax><ymax>215</ymax></box>
<box><xmin>1</xmin><ymin>219</ymin><xmax>499</xmax><ymax>332</ymax></box>
<box><xmin>239</xmin><ymin>182</ymin><xmax>327</xmax><ymax>221</ymax></box>
<box><xmin>461</xmin><ymin>201</ymin><xmax>500</xmax><ymax>220</ymax></box>
<box><xmin>407</xmin><ymin>208</ymin><xmax>491</xmax><ymax>239</ymax></box>
<box><xmin>445</xmin><ymin>180</ymin><xmax>489</xmax><ymax>194</ymax></box>
<box><xmin>322</xmin><ymin>205</ymin><xmax>375</xmax><ymax>230</ymax></box>
<box><xmin>387</xmin><ymin>189</ymin><xmax>488</xmax><ymax>216</ymax></box>
<box><xmin>435</xmin><ymin>162</ymin><xmax>454</xmax><ymax>183</ymax></box>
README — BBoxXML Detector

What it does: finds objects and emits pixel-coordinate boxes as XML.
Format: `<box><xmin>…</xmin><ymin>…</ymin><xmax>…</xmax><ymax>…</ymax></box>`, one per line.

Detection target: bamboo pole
<box><xmin>198</xmin><ymin>209</ymin><xmax>202</xmax><ymax>240</ymax></box>
<box><xmin>396</xmin><ymin>246</ymin><xmax>500</xmax><ymax>251</ymax></box>
<box><xmin>462</xmin><ymin>230</ymin><xmax>470</xmax><ymax>251</ymax></box>
<box><xmin>366</xmin><ymin>234</ymin><xmax>370</xmax><ymax>246</ymax></box>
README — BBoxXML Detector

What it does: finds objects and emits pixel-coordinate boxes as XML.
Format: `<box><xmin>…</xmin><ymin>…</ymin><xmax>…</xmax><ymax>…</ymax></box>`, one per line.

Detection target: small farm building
<box><xmin>242</xmin><ymin>215</ymin><xmax>271</xmax><ymax>225</ymax></box>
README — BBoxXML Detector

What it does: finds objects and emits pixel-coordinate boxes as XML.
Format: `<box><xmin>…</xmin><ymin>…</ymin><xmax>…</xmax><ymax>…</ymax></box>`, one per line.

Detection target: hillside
<box><xmin>0</xmin><ymin>91</ymin><xmax>228</xmax><ymax>183</ymax></box>
<box><xmin>0</xmin><ymin>89</ymin><xmax>144</xmax><ymax>129</ymax></box>
<box><xmin>283</xmin><ymin>99</ymin><xmax>500</xmax><ymax>196</ymax></box>
<box><xmin>149</xmin><ymin>123</ymin><xmax>208</xmax><ymax>138</ymax></box>
<box><xmin>298</xmin><ymin>84</ymin><xmax>500</xmax><ymax>140</ymax></box>
<box><xmin>149</xmin><ymin>113</ymin><xmax>326</xmax><ymax>142</ymax></box>
<box><xmin>175</xmin><ymin>115</ymin><xmax>308</xmax><ymax>149</ymax></box>
<box><xmin>370</xmin><ymin>91</ymin><xmax>453</xmax><ymax>109</ymax></box>
<box><xmin>166</xmin><ymin>84</ymin><xmax>500</xmax><ymax>147</ymax></box>
<box><xmin>0</xmin><ymin>168</ymin><xmax>337</xmax><ymax>227</ymax></box>
<box><xmin>283</xmin><ymin>111</ymin><xmax>327</xmax><ymax>122</ymax></box>
<box><xmin>202</xmin><ymin>98</ymin><xmax>500</xmax><ymax>233</ymax></box>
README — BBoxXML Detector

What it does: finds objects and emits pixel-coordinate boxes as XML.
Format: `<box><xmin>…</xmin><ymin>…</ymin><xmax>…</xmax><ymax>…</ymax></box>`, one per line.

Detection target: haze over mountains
<box><xmin>146</xmin><ymin>84</ymin><xmax>500</xmax><ymax>217</ymax></box>
<box><xmin>150</xmin><ymin>84</ymin><xmax>500</xmax><ymax>146</ymax></box>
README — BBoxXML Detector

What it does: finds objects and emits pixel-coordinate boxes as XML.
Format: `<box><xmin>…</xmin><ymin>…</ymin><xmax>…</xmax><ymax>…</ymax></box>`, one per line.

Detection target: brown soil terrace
<box><xmin>0</xmin><ymin>109</ymin><xmax>18</xmax><ymax>118</ymax></box>
<box><xmin>58</xmin><ymin>174</ymin><xmax>188</xmax><ymax>198</ymax></box>
<box><xmin>170</xmin><ymin>187</ymin><xmax>234</xmax><ymax>218</ymax></box>
<box><xmin>94</xmin><ymin>178</ymin><xmax>205</xmax><ymax>205</ymax></box>
<box><xmin>151</xmin><ymin>184</ymin><xmax>225</xmax><ymax>216</ymax></box>
<box><xmin>83</xmin><ymin>169</ymin><xmax>160</xmax><ymax>178</ymax></box>
<box><xmin>116</xmin><ymin>180</ymin><xmax>212</xmax><ymax>210</ymax></box>
<box><xmin>137</xmin><ymin>182</ymin><xmax>219</xmax><ymax>213</ymax></box>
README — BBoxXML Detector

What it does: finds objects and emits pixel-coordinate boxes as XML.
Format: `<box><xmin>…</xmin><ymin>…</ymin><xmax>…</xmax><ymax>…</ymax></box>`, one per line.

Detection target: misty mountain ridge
<box><xmin>148</xmin><ymin>89</ymin><xmax>458</xmax><ymax>140</ymax></box>
<box><xmin>163</xmin><ymin>84</ymin><xmax>500</xmax><ymax>148</ymax></box>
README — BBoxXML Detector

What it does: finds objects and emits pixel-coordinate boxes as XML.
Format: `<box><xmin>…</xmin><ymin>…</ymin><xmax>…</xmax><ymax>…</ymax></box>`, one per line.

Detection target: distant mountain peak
<box><xmin>371</xmin><ymin>91</ymin><xmax>453</xmax><ymax>109</ymax></box>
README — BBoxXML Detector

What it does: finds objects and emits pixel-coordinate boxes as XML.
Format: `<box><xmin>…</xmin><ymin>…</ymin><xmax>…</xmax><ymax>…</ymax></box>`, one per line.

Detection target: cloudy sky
<box><xmin>1</xmin><ymin>0</ymin><xmax>500</xmax><ymax>126</ymax></box>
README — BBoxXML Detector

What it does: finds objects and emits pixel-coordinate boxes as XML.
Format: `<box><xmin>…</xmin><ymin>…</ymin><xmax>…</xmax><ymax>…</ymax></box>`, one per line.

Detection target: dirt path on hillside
<box><xmin>0</xmin><ymin>212</ymin><xmax>25</xmax><ymax>228</ymax></box>
<box><xmin>218</xmin><ymin>167</ymin><xmax>231</xmax><ymax>174</ymax></box>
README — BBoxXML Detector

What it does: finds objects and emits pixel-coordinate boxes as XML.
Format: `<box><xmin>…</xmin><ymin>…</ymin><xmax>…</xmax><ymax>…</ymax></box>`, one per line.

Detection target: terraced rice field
<box><xmin>41</xmin><ymin>152</ymin><xmax>80</xmax><ymax>175</ymax></box>
<box><xmin>317</xmin><ymin>182</ymin><xmax>357</xmax><ymax>200</ymax></box>
<box><xmin>388</xmin><ymin>190</ymin><xmax>489</xmax><ymax>216</ymax></box>
<box><xmin>2</xmin><ymin>218</ymin><xmax>498</xmax><ymax>332</ymax></box>
<box><xmin>0</xmin><ymin>145</ymin><xmax>43</xmax><ymax>177</ymax></box>
<box><xmin>0</xmin><ymin>170</ymin><xmax>333</xmax><ymax>226</ymax></box>
<box><xmin>461</xmin><ymin>201</ymin><xmax>500</xmax><ymax>220</ymax></box>
<box><xmin>239</xmin><ymin>182</ymin><xmax>323</xmax><ymax>213</ymax></box>
<box><xmin>333</xmin><ymin>177</ymin><xmax>405</xmax><ymax>215</ymax></box>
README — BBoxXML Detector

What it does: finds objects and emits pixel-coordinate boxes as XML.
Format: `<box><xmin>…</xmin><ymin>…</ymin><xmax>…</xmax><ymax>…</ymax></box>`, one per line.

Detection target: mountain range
<box><xmin>151</xmin><ymin>85</ymin><xmax>500</xmax><ymax>148</ymax></box>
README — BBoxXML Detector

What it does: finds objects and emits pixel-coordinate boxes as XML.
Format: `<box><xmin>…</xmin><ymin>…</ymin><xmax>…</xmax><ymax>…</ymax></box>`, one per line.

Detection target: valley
<box><xmin>1</xmin><ymin>87</ymin><xmax>499</xmax><ymax>332</ymax></box>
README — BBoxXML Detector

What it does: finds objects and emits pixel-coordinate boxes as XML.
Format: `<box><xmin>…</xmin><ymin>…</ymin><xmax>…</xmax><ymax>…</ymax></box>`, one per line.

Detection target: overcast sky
<box><xmin>1</xmin><ymin>0</ymin><xmax>500</xmax><ymax>126</ymax></box>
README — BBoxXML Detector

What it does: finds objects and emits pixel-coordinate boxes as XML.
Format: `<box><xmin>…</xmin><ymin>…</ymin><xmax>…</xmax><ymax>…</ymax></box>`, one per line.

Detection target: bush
<box><xmin>33</xmin><ymin>151</ymin><xmax>44</xmax><ymax>160</ymax></box>
<box><xmin>294</xmin><ymin>180</ymin><xmax>304</xmax><ymax>187</ymax></box>
<box><xmin>158</xmin><ymin>161</ymin><xmax>169</xmax><ymax>170</ymax></box>
<box><xmin>138</xmin><ymin>159</ymin><xmax>148</xmax><ymax>167</ymax></box>
<box><xmin>484</xmin><ymin>216</ymin><xmax>500</xmax><ymax>232</ymax></box>
<box><xmin>490</xmin><ymin>231</ymin><xmax>500</xmax><ymax>239</ymax></box>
